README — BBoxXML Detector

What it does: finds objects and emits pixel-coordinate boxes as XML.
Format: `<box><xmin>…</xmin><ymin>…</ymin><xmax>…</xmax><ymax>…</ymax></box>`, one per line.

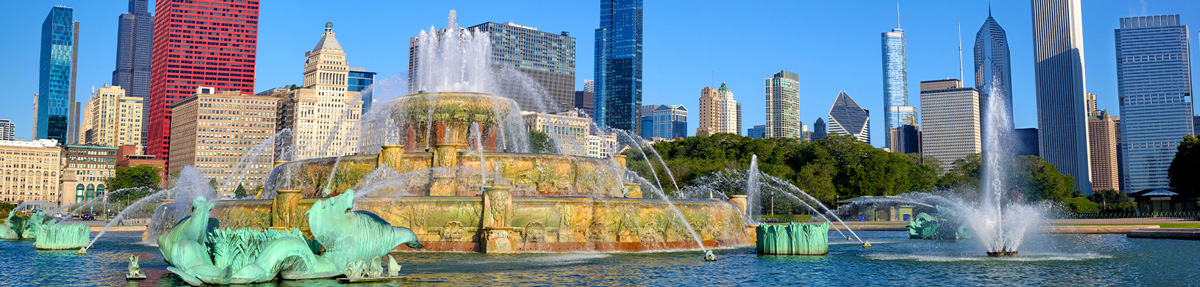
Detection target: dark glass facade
<box><xmin>113</xmin><ymin>0</ymin><xmax>154</xmax><ymax>148</ymax></box>
<box><xmin>349</xmin><ymin>68</ymin><xmax>376</xmax><ymax>112</ymax></box>
<box><xmin>595</xmin><ymin>0</ymin><xmax>643</xmax><ymax>132</ymax></box>
<box><xmin>747</xmin><ymin>125</ymin><xmax>765</xmax><ymax>139</ymax></box>
<box><xmin>38</xmin><ymin>6</ymin><xmax>75</xmax><ymax>144</ymax></box>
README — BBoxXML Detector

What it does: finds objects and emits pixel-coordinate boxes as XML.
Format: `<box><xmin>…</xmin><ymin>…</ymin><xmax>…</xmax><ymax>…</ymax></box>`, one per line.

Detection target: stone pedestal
<box><xmin>271</xmin><ymin>190</ymin><xmax>302</xmax><ymax>230</ymax></box>
<box><xmin>624</xmin><ymin>183</ymin><xmax>642</xmax><ymax>198</ymax></box>
<box><xmin>482</xmin><ymin>186</ymin><xmax>513</xmax><ymax>253</ymax></box>
<box><xmin>429</xmin><ymin>144</ymin><xmax>460</xmax><ymax>196</ymax></box>
<box><xmin>378</xmin><ymin>145</ymin><xmax>405</xmax><ymax>171</ymax></box>
<box><xmin>728</xmin><ymin>195</ymin><xmax>748</xmax><ymax>215</ymax></box>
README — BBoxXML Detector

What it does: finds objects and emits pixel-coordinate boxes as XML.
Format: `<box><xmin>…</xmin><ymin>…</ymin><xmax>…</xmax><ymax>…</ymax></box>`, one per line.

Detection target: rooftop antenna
<box><xmin>958</xmin><ymin>21</ymin><xmax>963</xmax><ymax>81</ymax></box>
<box><xmin>896</xmin><ymin>3</ymin><xmax>901</xmax><ymax>28</ymax></box>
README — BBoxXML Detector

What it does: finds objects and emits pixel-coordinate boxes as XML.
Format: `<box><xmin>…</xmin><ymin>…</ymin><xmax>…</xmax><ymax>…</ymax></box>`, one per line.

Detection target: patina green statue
<box><xmin>160</xmin><ymin>189</ymin><xmax>423</xmax><ymax>285</ymax></box>
<box><xmin>907</xmin><ymin>206</ymin><xmax>971</xmax><ymax>240</ymax></box>
<box><xmin>34</xmin><ymin>223</ymin><xmax>90</xmax><ymax>250</ymax></box>
<box><xmin>755</xmin><ymin>222</ymin><xmax>830</xmax><ymax>255</ymax></box>
<box><xmin>0</xmin><ymin>212</ymin><xmax>25</xmax><ymax>239</ymax></box>
<box><xmin>0</xmin><ymin>211</ymin><xmax>58</xmax><ymax>240</ymax></box>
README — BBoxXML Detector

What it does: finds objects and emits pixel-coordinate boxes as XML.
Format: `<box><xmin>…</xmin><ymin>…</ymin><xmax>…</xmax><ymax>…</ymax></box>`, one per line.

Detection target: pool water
<box><xmin>1</xmin><ymin>231</ymin><xmax>1196</xmax><ymax>286</ymax></box>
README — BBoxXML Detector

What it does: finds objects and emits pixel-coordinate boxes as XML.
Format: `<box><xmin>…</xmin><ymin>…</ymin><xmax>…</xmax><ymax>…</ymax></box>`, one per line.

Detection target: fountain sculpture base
<box><xmin>986</xmin><ymin>246</ymin><xmax>1018</xmax><ymax>257</ymax></box>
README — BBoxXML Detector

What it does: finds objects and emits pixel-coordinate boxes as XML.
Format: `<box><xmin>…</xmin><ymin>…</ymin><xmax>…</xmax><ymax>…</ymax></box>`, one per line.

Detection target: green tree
<box><xmin>1087</xmin><ymin>189</ymin><xmax>1135</xmax><ymax>212</ymax></box>
<box><xmin>106</xmin><ymin>165</ymin><xmax>162</xmax><ymax>191</ymax></box>
<box><xmin>209</xmin><ymin>178</ymin><xmax>219</xmax><ymax>190</ymax></box>
<box><xmin>234</xmin><ymin>184</ymin><xmax>248</xmax><ymax>198</ymax></box>
<box><xmin>528</xmin><ymin>130</ymin><xmax>556</xmax><ymax>154</ymax></box>
<box><xmin>1169</xmin><ymin>135</ymin><xmax>1199</xmax><ymax>192</ymax></box>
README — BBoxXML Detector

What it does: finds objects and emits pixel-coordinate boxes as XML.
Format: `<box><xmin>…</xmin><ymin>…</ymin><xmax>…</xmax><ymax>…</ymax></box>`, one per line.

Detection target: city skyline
<box><xmin>1</xmin><ymin>1</ymin><xmax>1199</xmax><ymax>148</ymax></box>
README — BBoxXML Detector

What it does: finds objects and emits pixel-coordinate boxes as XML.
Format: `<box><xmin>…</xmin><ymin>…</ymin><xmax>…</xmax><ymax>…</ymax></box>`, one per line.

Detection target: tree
<box><xmin>106</xmin><ymin>165</ymin><xmax>162</xmax><ymax>191</ymax></box>
<box><xmin>1088</xmin><ymin>189</ymin><xmax>1135</xmax><ymax>212</ymax></box>
<box><xmin>1169</xmin><ymin>135</ymin><xmax>1199</xmax><ymax>192</ymax></box>
<box><xmin>209</xmin><ymin>178</ymin><xmax>219</xmax><ymax>190</ymax></box>
<box><xmin>528</xmin><ymin>130</ymin><xmax>555</xmax><ymax>154</ymax></box>
<box><xmin>234</xmin><ymin>184</ymin><xmax>248</xmax><ymax>198</ymax></box>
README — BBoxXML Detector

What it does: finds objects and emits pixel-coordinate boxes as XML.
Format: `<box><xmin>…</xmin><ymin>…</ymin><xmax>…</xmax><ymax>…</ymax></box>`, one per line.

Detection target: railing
<box><xmin>1049</xmin><ymin>211</ymin><xmax>1200</xmax><ymax>220</ymax></box>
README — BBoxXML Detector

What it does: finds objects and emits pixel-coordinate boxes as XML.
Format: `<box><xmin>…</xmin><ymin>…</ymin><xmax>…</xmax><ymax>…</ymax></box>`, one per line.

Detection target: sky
<box><xmin>1</xmin><ymin>0</ymin><xmax>1198</xmax><ymax>147</ymax></box>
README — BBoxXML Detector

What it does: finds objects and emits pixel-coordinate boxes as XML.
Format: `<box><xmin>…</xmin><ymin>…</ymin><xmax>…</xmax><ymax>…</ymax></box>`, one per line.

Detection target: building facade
<box><xmin>37</xmin><ymin>7</ymin><xmax>77</xmax><ymax>144</ymax></box>
<box><xmin>1031</xmin><ymin>0</ymin><xmax>1092</xmax><ymax>193</ymax></box>
<box><xmin>1015</xmin><ymin>128</ymin><xmax>1040</xmax><ymax>156</ymax></box>
<box><xmin>747</xmin><ymin>125</ymin><xmax>766</xmax><ymax>139</ymax></box>
<box><xmin>81</xmin><ymin>85</ymin><xmax>143</xmax><ymax>149</ymax></box>
<box><xmin>148</xmin><ymin>0</ymin><xmax>260</xmax><ymax>166</ymax></box>
<box><xmin>0</xmin><ymin>139</ymin><xmax>62</xmax><ymax>204</ymax></box>
<box><xmin>827</xmin><ymin>91</ymin><xmax>870</xmax><ymax>143</ymax></box>
<box><xmin>765</xmin><ymin>71</ymin><xmax>801</xmax><ymax>138</ymax></box>
<box><xmin>522</xmin><ymin>110</ymin><xmax>616</xmax><ymax>158</ymax></box>
<box><xmin>113</xmin><ymin>0</ymin><xmax>154</xmax><ymax>149</ymax></box>
<box><xmin>919</xmin><ymin>79</ymin><xmax>981</xmax><ymax>173</ymax></box>
<box><xmin>883</xmin><ymin>27</ymin><xmax>914</xmax><ymax>149</ymax></box>
<box><xmin>1088</xmin><ymin>111</ymin><xmax>1120</xmax><ymax>192</ymax></box>
<box><xmin>975</xmin><ymin>11</ymin><xmax>1015</xmax><ymax>152</ymax></box>
<box><xmin>62</xmin><ymin>145</ymin><xmax>117</xmax><ymax>206</ymax></box>
<box><xmin>812</xmin><ymin>118</ymin><xmax>827</xmax><ymax>141</ymax></box>
<box><xmin>471</xmin><ymin>22</ymin><xmax>576</xmax><ymax>112</ymax></box>
<box><xmin>594</xmin><ymin>0</ymin><xmax>643</xmax><ymax>132</ymax></box>
<box><xmin>574</xmin><ymin>90</ymin><xmax>594</xmax><ymax>118</ymax></box>
<box><xmin>1115</xmin><ymin>15</ymin><xmax>1196</xmax><ymax>192</ymax></box>
<box><xmin>276</xmin><ymin>22</ymin><xmax>363</xmax><ymax>162</ymax></box>
<box><xmin>0</xmin><ymin>120</ymin><xmax>13</xmax><ymax>141</ymax></box>
<box><xmin>348</xmin><ymin>68</ymin><xmax>375</xmax><ymax>112</ymax></box>
<box><xmin>168</xmin><ymin>89</ymin><xmax>277</xmax><ymax>197</ymax></box>
<box><xmin>697</xmin><ymin>83</ymin><xmax>739</xmax><ymax>136</ymax></box>
<box><xmin>890</xmin><ymin>119</ymin><xmax>921</xmax><ymax>154</ymax></box>
<box><xmin>640</xmin><ymin>104</ymin><xmax>687</xmax><ymax>140</ymax></box>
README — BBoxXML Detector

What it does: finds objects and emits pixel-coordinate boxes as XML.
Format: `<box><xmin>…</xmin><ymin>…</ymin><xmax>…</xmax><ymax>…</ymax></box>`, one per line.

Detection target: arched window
<box><xmin>75</xmin><ymin>184</ymin><xmax>84</xmax><ymax>197</ymax></box>
<box><xmin>86</xmin><ymin>184</ymin><xmax>95</xmax><ymax>198</ymax></box>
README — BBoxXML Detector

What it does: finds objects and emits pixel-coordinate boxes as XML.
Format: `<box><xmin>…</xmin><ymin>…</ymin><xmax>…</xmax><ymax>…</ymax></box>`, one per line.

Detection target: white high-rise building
<box><xmin>697</xmin><ymin>83</ymin><xmax>739</xmax><ymax>136</ymax></box>
<box><xmin>919</xmin><ymin>79</ymin><xmax>981</xmax><ymax>173</ymax></box>
<box><xmin>276</xmin><ymin>22</ymin><xmax>363</xmax><ymax>161</ymax></box>
<box><xmin>81</xmin><ymin>84</ymin><xmax>144</xmax><ymax>149</ymax></box>
<box><xmin>1031</xmin><ymin>0</ymin><xmax>1092</xmax><ymax>193</ymax></box>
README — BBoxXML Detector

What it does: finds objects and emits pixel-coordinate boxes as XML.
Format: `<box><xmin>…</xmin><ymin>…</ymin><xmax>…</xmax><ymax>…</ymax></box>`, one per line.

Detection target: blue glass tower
<box><xmin>1115</xmin><ymin>15</ymin><xmax>1195</xmax><ymax>191</ymax></box>
<box><xmin>595</xmin><ymin>0</ymin><xmax>643</xmax><ymax>133</ymax></box>
<box><xmin>974</xmin><ymin>10</ymin><xmax>1014</xmax><ymax>154</ymax></box>
<box><xmin>883</xmin><ymin>28</ymin><xmax>913</xmax><ymax>148</ymax></box>
<box><xmin>38</xmin><ymin>6</ymin><xmax>75</xmax><ymax>144</ymax></box>
<box><xmin>348</xmin><ymin>68</ymin><xmax>376</xmax><ymax>112</ymax></box>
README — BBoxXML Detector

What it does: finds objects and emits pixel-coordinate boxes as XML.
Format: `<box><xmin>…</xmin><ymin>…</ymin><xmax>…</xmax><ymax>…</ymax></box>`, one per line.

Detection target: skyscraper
<box><xmin>1115</xmin><ymin>15</ymin><xmax>1195</xmax><ymax>192</ymax></box>
<box><xmin>37</xmin><ymin>6</ymin><xmax>77</xmax><ymax>144</ymax></box>
<box><xmin>113</xmin><ymin>0</ymin><xmax>154</xmax><ymax>149</ymax></box>
<box><xmin>747</xmin><ymin>125</ymin><xmax>766</xmax><ymax>139</ymax></box>
<box><xmin>883</xmin><ymin>26</ymin><xmax>914</xmax><ymax>149</ymax></box>
<box><xmin>81</xmin><ymin>85</ymin><xmax>143</xmax><ymax>149</ymax></box>
<box><xmin>765</xmin><ymin>71</ymin><xmax>801</xmax><ymax>138</ymax></box>
<box><xmin>639</xmin><ymin>104</ymin><xmax>687</xmax><ymax>140</ymax></box>
<box><xmin>595</xmin><ymin>0</ymin><xmax>643</xmax><ymax>132</ymax></box>
<box><xmin>1031</xmin><ymin>0</ymin><xmax>1092</xmax><ymax>193</ymax></box>
<box><xmin>812</xmin><ymin>118</ymin><xmax>827</xmax><ymax>141</ymax></box>
<box><xmin>276</xmin><ymin>22</ymin><xmax>363</xmax><ymax>161</ymax></box>
<box><xmin>697</xmin><ymin>83</ymin><xmax>739</xmax><ymax>136</ymax></box>
<box><xmin>1088</xmin><ymin>111</ymin><xmax>1119</xmax><ymax>193</ymax></box>
<box><xmin>467</xmin><ymin>22</ymin><xmax>577</xmax><ymax>112</ymax></box>
<box><xmin>974</xmin><ymin>10</ymin><xmax>1014</xmax><ymax>152</ymax></box>
<box><xmin>828</xmin><ymin>91</ymin><xmax>870</xmax><ymax>143</ymax></box>
<box><xmin>348</xmin><ymin>68</ymin><xmax>375</xmax><ymax>112</ymax></box>
<box><xmin>0</xmin><ymin>120</ymin><xmax>14</xmax><ymax>141</ymax></box>
<box><xmin>148</xmin><ymin>0</ymin><xmax>260</xmax><ymax>169</ymax></box>
<box><xmin>919</xmin><ymin>79</ymin><xmax>981</xmax><ymax>173</ymax></box>
<box><xmin>169</xmin><ymin>90</ymin><xmax>277</xmax><ymax>196</ymax></box>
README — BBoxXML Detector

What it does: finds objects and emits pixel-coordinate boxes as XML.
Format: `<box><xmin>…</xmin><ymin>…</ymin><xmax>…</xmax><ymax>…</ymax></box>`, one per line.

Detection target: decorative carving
<box><xmin>524</xmin><ymin>221</ymin><xmax>546</xmax><ymax>243</ymax></box>
<box><xmin>441</xmin><ymin>220</ymin><xmax>465</xmax><ymax>241</ymax></box>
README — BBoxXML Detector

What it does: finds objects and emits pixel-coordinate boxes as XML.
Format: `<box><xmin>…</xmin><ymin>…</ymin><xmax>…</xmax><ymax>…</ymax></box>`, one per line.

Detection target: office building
<box><xmin>812</xmin><ymin>118</ymin><xmax>827</xmax><ymax>141</ymax></box>
<box><xmin>348</xmin><ymin>68</ymin><xmax>376</xmax><ymax>112</ymax></box>
<box><xmin>37</xmin><ymin>7</ymin><xmax>77</xmax><ymax>144</ymax></box>
<box><xmin>113</xmin><ymin>0</ymin><xmax>154</xmax><ymax>148</ymax></box>
<box><xmin>890</xmin><ymin>118</ymin><xmax>921</xmax><ymax>154</ymax></box>
<box><xmin>765</xmin><ymin>71</ymin><xmax>801</xmax><ymax>138</ymax></box>
<box><xmin>595</xmin><ymin>0</ymin><xmax>643</xmax><ymax>131</ymax></box>
<box><xmin>1115</xmin><ymin>15</ymin><xmax>1196</xmax><ymax>192</ymax></box>
<box><xmin>1085</xmin><ymin>93</ymin><xmax>1101</xmax><ymax>118</ymax></box>
<box><xmin>748</xmin><ymin>125</ymin><xmax>766</xmax><ymax>139</ymax></box>
<box><xmin>0</xmin><ymin>120</ymin><xmax>13</xmax><ymax>141</ymax></box>
<box><xmin>276</xmin><ymin>22</ymin><xmax>363</xmax><ymax>161</ymax></box>
<box><xmin>81</xmin><ymin>85</ymin><xmax>143</xmax><ymax>149</ymax></box>
<box><xmin>640</xmin><ymin>104</ymin><xmax>687</xmax><ymax>140</ymax></box>
<box><xmin>697</xmin><ymin>83</ymin><xmax>740</xmax><ymax>136</ymax></box>
<box><xmin>975</xmin><ymin>10</ymin><xmax>1015</xmax><ymax>152</ymax></box>
<box><xmin>1031</xmin><ymin>0</ymin><xmax>1092</xmax><ymax>193</ymax></box>
<box><xmin>148</xmin><ymin>0</ymin><xmax>260</xmax><ymax>167</ymax></box>
<box><xmin>575</xmin><ymin>90</ymin><xmax>594</xmax><ymax>117</ymax></box>
<box><xmin>883</xmin><ymin>26</ymin><xmax>914</xmax><ymax>149</ymax></box>
<box><xmin>168</xmin><ymin>89</ymin><xmax>277</xmax><ymax>197</ymax></box>
<box><xmin>522</xmin><ymin>110</ymin><xmax>616</xmax><ymax>158</ymax></box>
<box><xmin>0</xmin><ymin>139</ymin><xmax>62</xmax><ymax>204</ymax></box>
<box><xmin>61</xmin><ymin>145</ymin><xmax>117</xmax><ymax>206</ymax></box>
<box><xmin>919</xmin><ymin>79</ymin><xmax>981</xmax><ymax>173</ymax></box>
<box><xmin>1088</xmin><ymin>111</ymin><xmax>1119</xmax><ymax>192</ymax></box>
<box><xmin>1015</xmin><ymin>128</ymin><xmax>1040</xmax><ymax>156</ymax></box>
<box><xmin>828</xmin><ymin>91</ymin><xmax>870</xmax><ymax>142</ymax></box>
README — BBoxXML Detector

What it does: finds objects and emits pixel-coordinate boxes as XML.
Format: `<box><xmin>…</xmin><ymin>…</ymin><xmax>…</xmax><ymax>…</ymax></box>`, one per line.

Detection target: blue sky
<box><xmin>1</xmin><ymin>0</ymin><xmax>1198</xmax><ymax>147</ymax></box>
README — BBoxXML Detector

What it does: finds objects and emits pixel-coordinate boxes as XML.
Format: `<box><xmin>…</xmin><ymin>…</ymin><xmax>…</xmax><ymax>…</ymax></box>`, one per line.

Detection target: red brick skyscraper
<box><xmin>148</xmin><ymin>0</ymin><xmax>259</xmax><ymax>170</ymax></box>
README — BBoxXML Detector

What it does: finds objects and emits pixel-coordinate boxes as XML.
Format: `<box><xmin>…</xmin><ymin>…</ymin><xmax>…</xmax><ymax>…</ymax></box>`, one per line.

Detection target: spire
<box><xmin>312</xmin><ymin>21</ymin><xmax>343</xmax><ymax>52</ymax></box>
<box><xmin>988</xmin><ymin>2</ymin><xmax>993</xmax><ymax>18</ymax></box>
<box><xmin>718</xmin><ymin>82</ymin><xmax>730</xmax><ymax>93</ymax></box>
<box><xmin>896</xmin><ymin>2</ymin><xmax>901</xmax><ymax>28</ymax></box>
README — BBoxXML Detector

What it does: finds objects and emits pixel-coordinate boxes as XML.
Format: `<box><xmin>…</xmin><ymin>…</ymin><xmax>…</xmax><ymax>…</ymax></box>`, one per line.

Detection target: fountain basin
<box><xmin>33</xmin><ymin>224</ymin><xmax>90</xmax><ymax>250</ymax></box>
<box><xmin>755</xmin><ymin>222</ymin><xmax>831</xmax><ymax>255</ymax></box>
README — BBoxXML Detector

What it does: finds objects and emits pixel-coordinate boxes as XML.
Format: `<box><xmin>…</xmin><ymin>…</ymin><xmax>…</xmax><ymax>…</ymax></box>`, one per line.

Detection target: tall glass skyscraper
<box><xmin>765</xmin><ymin>71</ymin><xmax>801</xmax><ymax>138</ymax></box>
<box><xmin>1115</xmin><ymin>15</ymin><xmax>1195</xmax><ymax>191</ymax></box>
<box><xmin>883</xmin><ymin>28</ymin><xmax>913</xmax><ymax>149</ymax></box>
<box><xmin>38</xmin><ymin>6</ymin><xmax>76</xmax><ymax>144</ymax></box>
<box><xmin>974</xmin><ymin>10</ymin><xmax>1014</xmax><ymax>153</ymax></box>
<box><xmin>113</xmin><ymin>0</ymin><xmax>154</xmax><ymax>149</ymax></box>
<box><xmin>348</xmin><ymin>68</ymin><xmax>376</xmax><ymax>112</ymax></box>
<box><xmin>594</xmin><ymin>0</ymin><xmax>643</xmax><ymax>132</ymax></box>
<box><xmin>1031</xmin><ymin>0</ymin><xmax>1092</xmax><ymax>194</ymax></box>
